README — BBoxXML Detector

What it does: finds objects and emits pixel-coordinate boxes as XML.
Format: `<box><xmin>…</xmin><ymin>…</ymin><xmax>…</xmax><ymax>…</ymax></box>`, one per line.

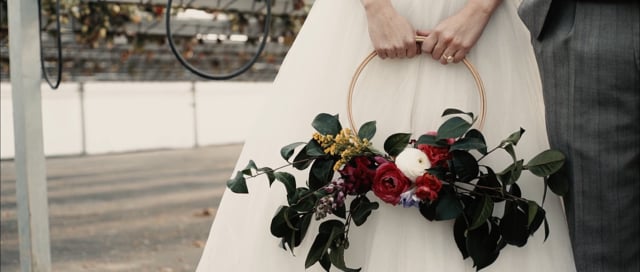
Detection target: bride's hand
<box><xmin>418</xmin><ymin>0</ymin><xmax>502</xmax><ymax>64</ymax></box>
<box><xmin>362</xmin><ymin>0</ymin><xmax>418</xmax><ymax>59</ymax></box>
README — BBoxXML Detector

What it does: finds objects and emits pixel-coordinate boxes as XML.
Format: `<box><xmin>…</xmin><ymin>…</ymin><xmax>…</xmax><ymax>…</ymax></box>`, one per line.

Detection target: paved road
<box><xmin>0</xmin><ymin>144</ymin><xmax>243</xmax><ymax>272</ymax></box>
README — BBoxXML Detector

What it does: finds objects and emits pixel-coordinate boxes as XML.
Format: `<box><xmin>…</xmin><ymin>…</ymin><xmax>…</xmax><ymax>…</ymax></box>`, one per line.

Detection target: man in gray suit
<box><xmin>518</xmin><ymin>0</ymin><xmax>639</xmax><ymax>271</ymax></box>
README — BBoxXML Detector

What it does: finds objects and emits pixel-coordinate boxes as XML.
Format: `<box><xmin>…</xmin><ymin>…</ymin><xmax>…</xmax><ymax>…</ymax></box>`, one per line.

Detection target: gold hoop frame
<box><xmin>347</xmin><ymin>36</ymin><xmax>487</xmax><ymax>133</ymax></box>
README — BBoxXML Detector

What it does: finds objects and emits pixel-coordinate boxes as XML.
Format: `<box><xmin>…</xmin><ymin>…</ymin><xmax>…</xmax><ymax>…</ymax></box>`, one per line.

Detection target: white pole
<box><xmin>8</xmin><ymin>0</ymin><xmax>53</xmax><ymax>271</ymax></box>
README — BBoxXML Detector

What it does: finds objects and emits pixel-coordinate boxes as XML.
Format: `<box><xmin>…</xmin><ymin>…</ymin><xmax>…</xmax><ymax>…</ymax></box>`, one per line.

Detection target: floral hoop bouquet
<box><xmin>227</xmin><ymin>108</ymin><xmax>568</xmax><ymax>271</ymax></box>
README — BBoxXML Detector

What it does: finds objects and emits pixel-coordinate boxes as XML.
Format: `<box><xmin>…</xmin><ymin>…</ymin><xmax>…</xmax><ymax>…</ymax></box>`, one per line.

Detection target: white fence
<box><xmin>0</xmin><ymin>81</ymin><xmax>272</xmax><ymax>159</ymax></box>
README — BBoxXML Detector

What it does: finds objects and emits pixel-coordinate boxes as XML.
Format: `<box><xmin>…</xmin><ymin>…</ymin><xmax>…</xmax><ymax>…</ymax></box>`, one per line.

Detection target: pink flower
<box><xmin>372</xmin><ymin>162</ymin><xmax>411</xmax><ymax>205</ymax></box>
<box><xmin>414</xmin><ymin>173</ymin><xmax>443</xmax><ymax>201</ymax></box>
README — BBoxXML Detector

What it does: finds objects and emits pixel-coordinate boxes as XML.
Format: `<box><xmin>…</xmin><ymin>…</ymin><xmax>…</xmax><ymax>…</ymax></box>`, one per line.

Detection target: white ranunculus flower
<box><xmin>394</xmin><ymin>147</ymin><xmax>431</xmax><ymax>181</ymax></box>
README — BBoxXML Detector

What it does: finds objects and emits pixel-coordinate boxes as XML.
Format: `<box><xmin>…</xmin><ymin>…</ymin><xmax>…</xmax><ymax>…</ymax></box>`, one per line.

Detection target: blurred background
<box><xmin>0</xmin><ymin>0</ymin><xmax>312</xmax><ymax>271</ymax></box>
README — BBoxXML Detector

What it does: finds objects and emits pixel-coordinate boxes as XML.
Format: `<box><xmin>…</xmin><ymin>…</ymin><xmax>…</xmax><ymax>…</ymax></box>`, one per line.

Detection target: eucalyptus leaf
<box><xmin>241</xmin><ymin>160</ymin><xmax>258</xmax><ymax>176</ymax></box>
<box><xmin>306</xmin><ymin>139</ymin><xmax>326</xmax><ymax>157</ymax></box>
<box><xmin>329</xmin><ymin>245</ymin><xmax>361</xmax><ymax>272</ymax></box>
<box><xmin>312</xmin><ymin>113</ymin><xmax>342</xmax><ymax>135</ymax></box>
<box><xmin>358</xmin><ymin>121</ymin><xmax>376</xmax><ymax>141</ymax></box>
<box><xmin>437</xmin><ymin>117</ymin><xmax>472</xmax><ymax>140</ymax></box>
<box><xmin>319</xmin><ymin>254</ymin><xmax>331</xmax><ymax>272</ymax></box>
<box><xmin>350</xmin><ymin>196</ymin><xmax>380</xmax><ymax>226</ymax></box>
<box><xmin>383</xmin><ymin>133</ymin><xmax>411</xmax><ymax>157</ymax></box>
<box><xmin>274</xmin><ymin>172</ymin><xmax>297</xmax><ymax>199</ymax></box>
<box><xmin>309</xmin><ymin>159</ymin><xmax>335</xmax><ymax>191</ymax></box>
<box><xmin>293</xmin><ymin>145</ymin><xmax>313</xmax><ymax>170</ymax></box>
<box><xmin>281</xmin><ymin>142</ymin><xmax>306</xmax><ymax>161</ymax></box>
<box><xmin>525</xmin><ymin>150</ymin><xmax>565</xmax><ymax>177</ymax></box>
<box><xmin>258</xmin><ymin>167</ymin><xmax>275</xmax><ymax>184</ymax></box>
<box><xmin>305</xmin><ymin>232</ymin><xmax>329</xmax><ymax>269</ymax></box>
<box><xmin>226</xmin><ymin>171</ymin><xmax>248</xmax><ymax>194</ymax></box>
<box><xmin>271</xmin><ymin>206</ymin><xmax>290</xmax><ymax>238</ymax></box>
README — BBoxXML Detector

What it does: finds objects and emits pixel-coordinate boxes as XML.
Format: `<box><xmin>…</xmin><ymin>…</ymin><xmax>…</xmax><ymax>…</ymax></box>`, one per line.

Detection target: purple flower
<box><xmin>399</xmin><ymin>188</ymin><xmax>420</xmax><ymax>208</ymax></box>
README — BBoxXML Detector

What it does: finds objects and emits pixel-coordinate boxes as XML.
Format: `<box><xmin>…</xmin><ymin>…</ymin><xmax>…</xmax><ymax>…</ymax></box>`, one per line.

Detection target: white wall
<box><xmin>0</xmin><ymin>81</ymin><xmax>272</xmax><ymax>159</ymax></box>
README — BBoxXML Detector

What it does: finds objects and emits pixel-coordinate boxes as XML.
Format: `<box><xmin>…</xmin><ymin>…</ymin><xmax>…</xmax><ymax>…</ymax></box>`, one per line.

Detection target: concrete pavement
<box><xmin>0</xmin><ymin>144</ymin><xmax>243</xmax><ymax>272</ymax></box>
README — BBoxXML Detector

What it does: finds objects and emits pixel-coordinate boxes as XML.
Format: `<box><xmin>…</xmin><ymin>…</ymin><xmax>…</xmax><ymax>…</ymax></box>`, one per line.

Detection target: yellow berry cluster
<box><xmin>313</xmin><ymin>128</ymin><xmax>371</xmax><ymax>171</ymax></box>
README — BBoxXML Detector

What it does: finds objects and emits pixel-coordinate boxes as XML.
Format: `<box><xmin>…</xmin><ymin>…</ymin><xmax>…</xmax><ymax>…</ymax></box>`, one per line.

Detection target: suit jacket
<box><xmin>518</xmin><ymin>0</ymin><xmax>553</xmax><ymax>39</ymax></box>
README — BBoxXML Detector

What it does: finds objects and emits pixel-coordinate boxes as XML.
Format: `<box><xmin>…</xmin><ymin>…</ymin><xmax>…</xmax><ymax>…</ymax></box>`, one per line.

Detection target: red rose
<box><xmin>415</xmin><ymin>173</ymin><xmax>443</xmax><ymax>201</ymax></box>
<box><xmin>418</xmin><ymin>144</ymin><xmax>451</xmax><ymax>167</ymax></box>
<box><xmin>339</xmin><ymin>156</ymin><xmax>376</xmax><ymax>194</ymax></box>
<box><xmin>418</xmin><ymin>132</ymin><xmax>454</xmax><ymax>167</ymax></box>
<box><xmin>372</xmin><ymin>162</ymin><xmax>411</xmax><ymax>205</ymax></box>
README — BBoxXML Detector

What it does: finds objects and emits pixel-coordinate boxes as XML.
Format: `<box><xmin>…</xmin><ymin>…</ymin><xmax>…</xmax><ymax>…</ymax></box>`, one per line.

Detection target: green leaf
<box><xmin>384</xmin><ymin>133</ymin><xmax>411</xmax><ymax>157</ymax></box>
<box><xmin>442</xmin><ymin>108</ymin><xmax>474</xmax><ymax>120</ymax></box>
<box><xmin>293</xmin><ymin>145</ymin><xmax>313</xmax><ymax>170</ymax></box>
<box><xmin>312</xmin><ymin>113</ymin><xmax>342</xmax><ymax>135</ymax></box>
<box><xmin>416</xmin><ymin>134</ymin><xmax>449</xmax><ymax>147</ymax></box>
<box><xmin>476</xmin><ymin>168</ymin><xmax>504</xmax><ymax>203</ymax></box>
<box><xmin>437</xmin><ymin>117</ymin><xmax>472</xmax><ymax>140</ymax></box>
<box><xmin>306</xmin><ymin>139</ymin><xmax>326</xmax><ymax>157</ymax></box>
<box><xmin>350</xmin><ymin>196</ymin><xmax>380</xmax><ymax>226</ymax></box>
<box><xmin>453</xmin><ymin>215</ymin><xmax>469</xmax><ymax>259</ymax></box>
<box><xmin>281</xmin><ymin>142</ymin><xmax>306</xmax><ymax>161</ymax></box>
<box><xmin>319</xmin><ymin>254</ymin><xmax>331</xmax><ymax>271</ymax></box>
<box><xmin>298</xmin><ymin>213</ymin><xmax>313</xmax><ymax>243</ymax></box>
<box><xmin>469</xmin><ymin>195</ymin><xmax>494</xmax><ymax>230</ymax></box>
<box><xmin>526</xmin><ymin>201</ymin><xmax>539</xmax><ymax>227</ymax></box>
<box><xmin>497</xmin><ymin>160</ymin><xmax>524</xmax><ymax>186</ymax></box>
<box><xmin>451</xmin><ymin>150</ymin><xmax>479</xmax><ymax>182</ymax></box>
<box><xmin>503</xmin><ymin>143</ymin><xmax>517</xmax><ymax>162</ymax></box>
<box><xmin>543</xmin><ymin>217</ymin><xmax>550</xmax><ymax>241</ymax></box>
<box><xmin>271</xmin><ymin>206</ymin><xmax>290</xmax><ymax>238</ymax></box>
<box><xmin>450</xmin><ymin>137</ymin><xmax>487</xmax><ymax>152</ymax></box>
<box><xmin>421</xmin><ymin>188</ymin><xmax>463</xmax><ymax>221</ymax></box>
<box><xmin>334</xmin><ymin>204</ymin><xmax>346</xmax><ymax>219</ymax></box>
<box><xmin>329</xmin><ymin>245</ymin><xmax>361</xmax><ymax>272</ymax></box>
<box><xmin>306</xmin><ymin>232</ymin><xmax>329</xmax><ymax>269</ymax></box>
<box><xmin>274</xmin><ymin>172</ymin><xmax>297</xmax><ymax>200</ymax></box>
<box><xmin>309</xmin><ymin>159</ymin><xmax>335</xmax><ymax>191</ymax></box>
<box><xmin>525</xmin><ymin>149</ymin><xmax>566</xmax><ymax>177</ymax></box>
<box><xmin>241</xmin><ymin>160</ymin><xmax>258</xmax><ymax>176</ymax></box>
<box><xmin>499</xmin><ymin>203</ymin><xmax>529</xmax><ymax>247</ymax></box>
<box><xmin>464</xmin><ymin>129</ymin><xmax>487</xmax><ymax>154</ymax></box>
<box><xmin>466</xmin><ymin>221</ymin><xmax>500</xmax><ymax>270</ymax></box>
<box><xmin>226</xmin><ymin>171</ymin><xmax>248</xmax><ymax>193</ymax></box>
<box><xmin>547</xmin><ymin>172</ymin><xmax>569</xmax><ymax>196</ymax></box>
<box><xmin>528</xmin><ymin>205</ymin><xmax>546</xmax><ymax>236</ymax></box>
<box><xmin>500</xmin><ymin>128</ymin><xmax>525</xmax><ymax>146</ymax></box>
<box><xmin>306</xmin><ymin>220</ymin><xmax>345</xmax><ymax>268</ymax></box>
<box><xmin>358</xmin><ymin>121</ymin><xmax>376</xmax><ymax>141</ymax></box>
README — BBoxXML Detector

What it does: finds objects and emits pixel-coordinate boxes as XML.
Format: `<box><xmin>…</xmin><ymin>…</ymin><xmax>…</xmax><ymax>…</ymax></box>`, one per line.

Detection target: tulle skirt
<box><xmin>196</xmin><ymin>0</ymin><xmax>576</xmax><ymax>271</ymax></box>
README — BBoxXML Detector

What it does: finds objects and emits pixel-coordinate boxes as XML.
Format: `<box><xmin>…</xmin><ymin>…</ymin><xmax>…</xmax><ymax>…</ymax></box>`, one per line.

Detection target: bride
<box><xmin>196</xmin><ymin>0</ymin><xmax>576</xmax><ymax>271</ymax></box>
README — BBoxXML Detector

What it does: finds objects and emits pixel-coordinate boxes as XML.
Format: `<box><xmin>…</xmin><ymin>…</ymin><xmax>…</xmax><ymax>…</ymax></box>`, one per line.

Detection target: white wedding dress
<box><xmin>196</xmin><ymin>0</ymin><xmax>576</xmax><ymax>271</ymax></box>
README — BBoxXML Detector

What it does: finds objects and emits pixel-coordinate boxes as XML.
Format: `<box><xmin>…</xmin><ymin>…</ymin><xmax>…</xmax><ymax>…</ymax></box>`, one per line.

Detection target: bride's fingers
<box><xmin>421</xmin><ymin>34</ymin><xmax>437</xmax><ymax>55</ymax></box>
<box><xmin>377</xmin><ymin>49</ymin><xmax>388</xmax><ymax>59</ymax></box>
<box><xmin>453</xmin><ymin>50</ymin><xmax>467</xmax><ymax>63</ymax></box>
<box><xmin>440</xmin><ymin>48</ymin><xmax>457</xmax><ymax>65</ymax></box>
<box><xmin>431</xmin><ymin>38</ymin><xmax>447</xmax><ymax>61</ymax></box>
